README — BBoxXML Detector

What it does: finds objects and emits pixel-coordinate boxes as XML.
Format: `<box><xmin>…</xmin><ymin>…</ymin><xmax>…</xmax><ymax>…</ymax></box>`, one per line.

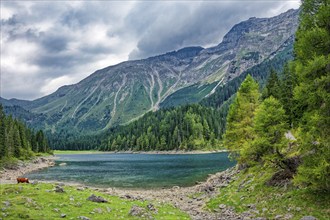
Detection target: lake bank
<box><xmin>26</xmin><ymin>167</ymin><xmax>244</xmax><ymax>220</ymax></box>
<box><xmin>0</xmin><ymin>156</ymin><xmax>56</xmax><ymax>184</ymax></box>
<box><xmin>54</xmin><ymin>149</ymin><xmax>228</xmax><ymax>155</ymax></box>
<box><xmin>0</xmin><ymin>153</ymin><xmax>243</xmax><ymax>219</ymax></box>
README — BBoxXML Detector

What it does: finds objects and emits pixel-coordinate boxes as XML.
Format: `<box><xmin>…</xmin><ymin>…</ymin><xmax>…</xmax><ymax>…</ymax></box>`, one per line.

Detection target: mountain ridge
<box><xmin>1</xmin><ymin>9</ymin><xmax>299</xmax><ymax>135</ymax></box>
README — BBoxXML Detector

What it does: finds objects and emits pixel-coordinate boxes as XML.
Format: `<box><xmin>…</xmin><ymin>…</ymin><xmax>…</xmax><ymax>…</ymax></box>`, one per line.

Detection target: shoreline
<box><xmin>0</xmin><ymin>156</ymin><xmax>55</xmax><ymax>184</ymax></box>
<box><xmin>0</xmin><ymin>154</ymin><xmax>243</xmax><ymax>219</ymax></box>
<box><xmin>55</xmin><ymin>149</ymin><xmax>228</xmax><ymax>155</ymax></box>
<box><xmin>26</xmin><ymin>168</ymin><xmax>241</xmax><ymax>219</ymax></box>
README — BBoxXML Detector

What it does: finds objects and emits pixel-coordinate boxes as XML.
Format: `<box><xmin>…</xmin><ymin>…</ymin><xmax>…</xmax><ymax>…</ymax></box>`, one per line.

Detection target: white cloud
<box><xmin>0</xmin><ymin>0</ymin><xmax>300</xmax><ymax>100</ymax></box>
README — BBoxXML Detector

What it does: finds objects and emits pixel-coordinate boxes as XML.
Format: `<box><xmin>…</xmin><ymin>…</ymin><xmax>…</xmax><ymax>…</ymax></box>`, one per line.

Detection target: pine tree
<box><xmin>292</xmin><ymin>0</ymin><xmax>330</xmax><ymax>191</ymax></box>
<box><xmin>0</xmin><ymin>105</ymin><xmax>6</xmax><ymax>159</ymax></box>
<box><xmin>224</xmin><ymin>75</ymin><xmax>260</xmax><ymax>164</ymax></box>
<box><xmin>247</xmin><ymin>97</ymin><xmax>289</xmax><ymax>167</ymax></box>
<box><xmin>262</xmin><ymin>69</ymin><xmax>281</xmax><ymax>100</ymax></box>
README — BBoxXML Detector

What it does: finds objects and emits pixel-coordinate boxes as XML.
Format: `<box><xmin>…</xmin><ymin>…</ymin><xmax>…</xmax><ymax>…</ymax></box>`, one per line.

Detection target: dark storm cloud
<box><xmin>0</xmin><ymin>1</ymin><xmax>300</xmax><ymax>100</ymax></box>
<box><xmin>127</xmin><ymin>1</ymin><xmax>299</xmax><ymax>60</ymax></box>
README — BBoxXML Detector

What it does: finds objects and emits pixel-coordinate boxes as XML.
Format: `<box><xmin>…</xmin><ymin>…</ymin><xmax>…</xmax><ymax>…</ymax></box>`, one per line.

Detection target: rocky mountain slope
<box><xmin>1</xmin><ymin>9</ymin><xmax>299</xmax><ymax>134</ymax></box>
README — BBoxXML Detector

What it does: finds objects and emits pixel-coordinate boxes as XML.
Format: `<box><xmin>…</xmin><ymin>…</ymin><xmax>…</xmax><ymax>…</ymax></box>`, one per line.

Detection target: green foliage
<box><xmin>248</xmin><ymin>97</ymin><xmax>289</xmax><ymax>167</ymax></box>
<box><xmin>0</xmin><ymin>105</ymin><xmax>50</xmax><ymax>166</ymax></box>
<box><xmin>222</xmin><ymin>0</ymin><xmax>330</xmax><ymax>193</ymax></box>
<box><xmin>0</xmin><ymin>183</ymin><xmax>189</xmax><ymax>220</ymax></box>
<box><xmin>207</xmin><ymin>166</ymin><xmax>330</xmax><ymax>219</ymax></box>
<box><xmin>291</xmin><ymin>0</ymin><xmax>330</xmax><ymax>191</ymax></box>
<box><xmin>261</xmin><ymin>70</ymin><xmax>281</xmax><ymax>100</ymax></box>
<box><xmin>223</xmin><ymin>75</ymin><xmax>260</xmax><ymax>163</ymax></box>
<box><xmin>98</xmin><ymin>104</ymin><xmax>227</xmax><ymax>151</ymax></box>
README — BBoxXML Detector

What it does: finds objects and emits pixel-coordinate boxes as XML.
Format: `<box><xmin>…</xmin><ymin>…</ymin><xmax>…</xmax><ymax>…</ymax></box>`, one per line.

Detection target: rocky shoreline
<box><xmin>0</xmin><ymin>156</ymin><xmax>55</xmax><ymax>184</ymax></box>
<box><xmin>0</xmin><ymin>155</ymin><xmax>246</xmax><ymax>219</ymax></box>
<box><xmin>103</xmin><ymin>167</ymin><xmax>244</xmax><ymax>220</ymax></box>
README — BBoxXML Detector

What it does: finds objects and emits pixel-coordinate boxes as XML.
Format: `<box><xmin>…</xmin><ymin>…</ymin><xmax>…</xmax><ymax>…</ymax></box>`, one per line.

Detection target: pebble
<box><xmin>61</xmin><ymin>213</ymin><xmax>66</xmax><ymax>218</ymax></box>
<box><xmin>300</xmin><ymin>216</ymin><xmax>317</xmax><ymax>220</ymax></box>
<box><xmin>219</xmin><ymin>204</ymin><xmax>226</xmax><ymax>209</ymax></box>
<box><xmin>77</xmin><ymin>216</ymin><xmax>90</xmax><ymax>220</ymax></box>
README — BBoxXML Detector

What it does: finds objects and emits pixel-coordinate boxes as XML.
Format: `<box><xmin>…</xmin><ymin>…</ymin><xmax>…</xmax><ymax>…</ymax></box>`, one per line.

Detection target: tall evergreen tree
<box><xmin>224</xmin><ymin>75</ymin><xmax>260</xmax><ymax>164</ymax></box>
<box><xmin>248</xmin><ymin>97</ymin><xmax>289</xmax><ymax>167</ymax></box>
<box><xmin>0</xmin><ymin>106</ymin><xmax>6</xmax><ymax>159</ymax></box>
<box><xmin>292</xmin><ymin>0</ymin><xmax>330</xmax><ymax>191</ymax></box>
<box><xmin>262</xmin><ymin>69</ymin><xmax>281</xmax><ymax>100</ymax></box>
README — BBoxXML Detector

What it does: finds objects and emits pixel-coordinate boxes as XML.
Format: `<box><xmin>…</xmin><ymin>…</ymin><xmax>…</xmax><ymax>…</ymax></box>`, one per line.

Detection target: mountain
<box><xmin>1</xmin><ymin>9</ymin><xmax>299</xmax><ymax>135</ymax></box>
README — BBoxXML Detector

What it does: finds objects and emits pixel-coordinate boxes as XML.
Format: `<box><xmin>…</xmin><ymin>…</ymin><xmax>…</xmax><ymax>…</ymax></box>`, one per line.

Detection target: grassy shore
<box><xmin>0</xmin><ymin>183</ymin><xmax>189</xmax><ymax>220</ymax></box>
<box><xmin>207</xmin><ymin>166</ymin><xmax>330</xmax><ymax>219</ymax></box>
<box><xmin>54</xmin><ymin>150</ymin><xmax>101</xmax><ymax>155</ymax></box>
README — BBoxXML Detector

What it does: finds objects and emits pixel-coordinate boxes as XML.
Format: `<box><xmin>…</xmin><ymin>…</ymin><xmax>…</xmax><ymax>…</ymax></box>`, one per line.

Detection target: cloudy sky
<box><xmin>1</xmin><ymin>0</ymin><xmax>300</xmax><ymax>100</ymax></box>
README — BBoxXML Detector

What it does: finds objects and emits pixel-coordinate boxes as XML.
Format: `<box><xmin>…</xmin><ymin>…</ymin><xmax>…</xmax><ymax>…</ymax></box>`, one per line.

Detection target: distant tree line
<box><xmin>98</xmin><ymin>104</ymin><xmax>230</xmax><ymax>151</ymax></box>
<box><xmin>0</xmin><ymin>105</ymin><xmax>50</xmax><ymax>165</ymax></box>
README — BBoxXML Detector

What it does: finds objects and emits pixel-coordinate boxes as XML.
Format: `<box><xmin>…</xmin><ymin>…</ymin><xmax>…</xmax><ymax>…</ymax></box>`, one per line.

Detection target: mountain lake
<box><xmin>26</xmin><ymin>152</ymin><xmax>235</xmax><ymax>188</ymax></box>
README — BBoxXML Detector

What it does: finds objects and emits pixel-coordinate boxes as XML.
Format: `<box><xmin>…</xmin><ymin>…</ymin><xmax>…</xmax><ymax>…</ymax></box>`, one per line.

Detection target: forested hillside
<box><xmin>223</xmin><ymin>0</ymin><xmax>329</xmax><ymax>191</ymax></box>
<box><xmin>49</xmin><ymin>44</ymin><xmax>292</xmax><ymax>151</ymax></box>
<box><xmin>0</xmin><ymin>105</ymin><xmax>50</xmax><ymax>166</ymax></box>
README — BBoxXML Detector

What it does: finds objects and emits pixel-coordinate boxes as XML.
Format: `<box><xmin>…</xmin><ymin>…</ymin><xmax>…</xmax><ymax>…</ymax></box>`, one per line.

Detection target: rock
<box><xmin>285</xmin><ymin>213</ymin><xmax>293</xmax><ymax>219</ymax></box>
<box><xmin>77</xmin><ymin>216</ymin><xmax>90</xmax><ymax>220</ymax></box>
<box><xmin>76</xmin><ymin>187</ymin><xmax>85</xmax><ymax>191</ymax></box>
<box><xmin>246</xmin><ymin>204</ymin><xmax>256</xmax><ymax>209</ymax></box>
<box><xmin>300</xmin><ymin>216</ymin><xmax>317</xmax><ymax>220</ymax></box>
<box><xmin>93</xmin><ymin>208</ymin><xmax>103</xmax><ymax>214</ymax></box>
<box><xmin>53</xmin><ymin>208</ymin><xmax>60</xmax><ymax>212</ymax></box>
<box><xmin>31</xmin><ymin>181</ymin><xmax>38</xmax><ymax>185</ymax></box>
<box><xmin>54</xmin><ymin>185</ymin><xmax>65</xmax><ymax>193</ymax></box>
<box><xmin>275</xmin><ymin>215</ymin><xmax>283</xmax><ymax>219</ymax></box>
<box><xmin>172</xmin><ymin>186</ymin><xmax>180</xmax><ymax>190</ymax></box>
<box><xmin>262</xmin><ymin>208</ymin><xmax>268</xmax><ymax>212</ymax></box>
<box><xmin>61</xmin><ymin>213</ymin><xmax>66</xmax><ymax>218</ymax></box>
<box><xmin>2</xmin><ymin>201</ymin><xmax>10</xmax><ymax>207</ymax></box>
<box><xmin>106</xmin><ymin>207</ymin><xmax>112</xmax><ymax>213</ymax></box>
<box><xmin>296</xmin><ymin>207</ymin><xmax>302</xmax><ymax>211</ymax></box>
<box><xmin>219</xmin><ymin>204</ymin><xmax>226</xmax><ymax>209</ymax></box>
<box><xmin>59</xmin><ymin>163</ymin><xmax>67</xmax><ymax>166</ymax></box>
<box><xmin>147</xmin><ymin>203</ymin><xmax>157</xmax><ymax>212</ymax></box>
<box><xmin>87</xmin><ymin>194</ymin><xmax>108</xmax><ymax>203</ymax></box>
<box><xmin>129</xmin><ymin>205</ymin><xmax>146</xmax><ymax>216</ymax></box>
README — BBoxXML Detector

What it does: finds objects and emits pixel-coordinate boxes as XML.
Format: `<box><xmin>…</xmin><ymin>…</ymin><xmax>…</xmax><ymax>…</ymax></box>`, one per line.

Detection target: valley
<box><xmin>1</xmin><ymin>1</ymin><xmax>329</xmax><ymax>219</ymax></box>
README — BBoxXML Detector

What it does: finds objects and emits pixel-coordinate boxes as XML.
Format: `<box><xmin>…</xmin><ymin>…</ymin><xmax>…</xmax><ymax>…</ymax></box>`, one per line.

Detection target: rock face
<box><xmin>1</xmin><ymin>9</ymin><xmax>299</xmax><ymax>135</ymax></box>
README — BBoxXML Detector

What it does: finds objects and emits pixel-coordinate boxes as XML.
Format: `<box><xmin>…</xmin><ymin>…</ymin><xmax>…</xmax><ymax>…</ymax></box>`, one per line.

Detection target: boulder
<box><xmin>54</xmin><ymin>185</ymin><xmax>65</xmax><ymax>193</ymax></box>
<box><xmin>129</xmin><ymin>205</ymin><xmax>146</xmax><ymax>216</ymax></box>
<box><xmin>87</xmin><ymin>194</ymin><xmax>108</xmax><ymax>203</ymax></box>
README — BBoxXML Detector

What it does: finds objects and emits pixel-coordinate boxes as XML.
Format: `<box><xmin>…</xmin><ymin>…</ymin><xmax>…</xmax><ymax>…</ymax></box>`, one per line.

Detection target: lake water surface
<box><xmin>27</xmin><ymin>153</ymin><xmax>235</xmax><ymax>188</ymax></box>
